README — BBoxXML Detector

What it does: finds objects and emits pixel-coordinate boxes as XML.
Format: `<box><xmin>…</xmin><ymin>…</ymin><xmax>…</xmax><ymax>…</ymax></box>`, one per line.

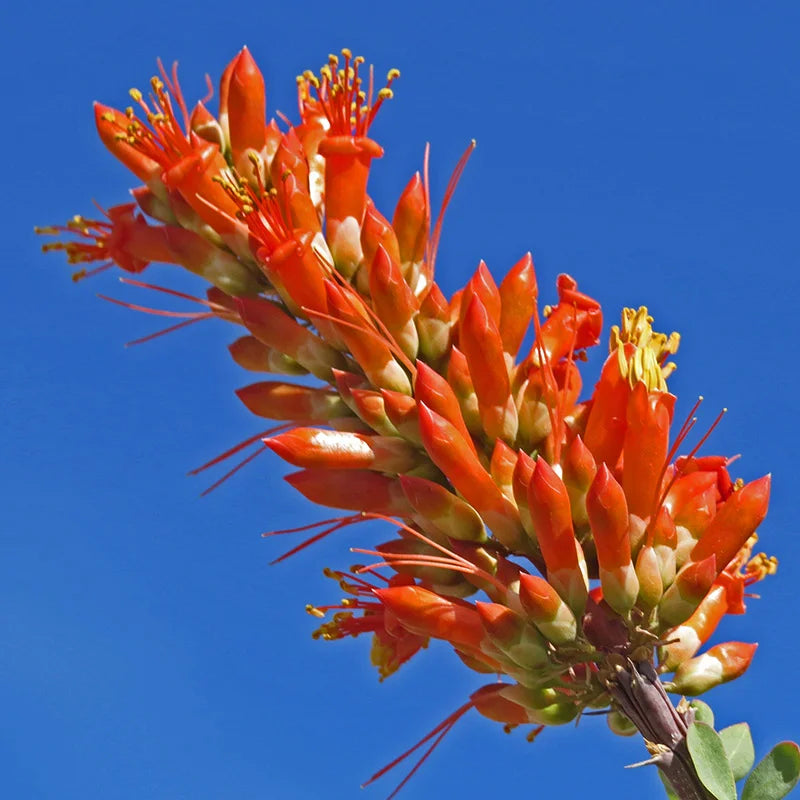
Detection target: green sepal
<box><xmin>718</xmin><ymin>723</ymin><xmax>755</xmax><ymax>782</ymax></box>
<box><xmin>686</xmin><ymin>721</ymin><xmax>737</xmax><ymax>800</ymax></box>
<box><xmin>741</xmin><ymin>741</ymin><xmax>800</xmax><ymax>800</ymax></box>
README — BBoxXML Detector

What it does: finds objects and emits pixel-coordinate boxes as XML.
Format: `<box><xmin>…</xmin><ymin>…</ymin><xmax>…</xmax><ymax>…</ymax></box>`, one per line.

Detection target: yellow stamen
<box><xmin>370</xmin><ymin>635</ymin><xmax>398</xmax><ymax>681</ymax></box>
<box><xmin>610</xmin><ymin>306</ymin><xmax>680</xmax><ymax>391</ymax></box>
<box><xmin>746</xmin><ymin>552</ymin><xmax>778</xmax><ymax>581</ymax></box>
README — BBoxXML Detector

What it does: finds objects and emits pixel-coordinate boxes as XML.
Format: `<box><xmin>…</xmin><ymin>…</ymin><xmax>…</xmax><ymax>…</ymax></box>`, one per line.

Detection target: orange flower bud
<box><xmin>527</xmin><ymin>458</ymin><xmax>588</xmax><ymax>614</ymax></box>
<box><xmin>415</xmin><ymin>283</ymin><xmax>452</xmax><ymax>364</ymax></box>
<box><xmin>583</xmin><ymin>345</ymin><xmax>632</xmax><ymax>468</ymax></box>
<box><xmin>285</xmin><ymin>469</ymin><xmax>412</xmax><ymax>516</ymax></box>
<box><xmin>265</xmin><ymin>427</ymin><xmax>420</xmax><ymax>473</ymax></box>
<box><xmin>361</xmin><ymin>204</ymin><xmax>401</xmax><ymax>279</ymax></box>
<box><xmin>667</xmin><ymin>642</ymin><xmax>757</xmax><ymax>696</ymax></box>
<box><xmin>392</xmin><ymin>171</ymin><xmax>428</xmax><ymax>267</ymax></box>
<box><xmin>459</xmin><ymin>294</ymin><xmax>517</xmax><ymax>442</ymax></box>
<box><xmin>418</xmin><ymin>403</ymin><xmax>527</xmax><ymax>552</ymax></box>
<box><xmin>461</xmin><ymin>261</ymin><xmax>501</xmax><ymax>328</ymax></box>
<box><xmin>586</xmin><ymin>464</ymin><xmax>639</xmax><ymax>615</ymax></box>
<box><xmin>658</xmin><ymin>554</ymin><xmax>717</xmax><ymax>627</ymax></box>
<box><xmin>475</xmin><ymin>602</ymin><xmax>549</xmax><ymax>669</ymax></box>
<box><xmin>369</xmin><ymin>245</ymin><xmax>419</xmax><ymax>359</ymax></box>
<box><xmin>236</xmin><ymin>295</ymin><xmax>343</xmax><ymax>380</ymax></box>
<box><xmin>373</xmin><ymin>585</ymin><xmax>485</xmax><ymax>652</ymax></box>
<box><xmin>414</xmin><ymin>361</ymin><xmax>476</xmax><ymax>455</ymax></box>
<box><xmin>691</xmin><ymin>475</ymin><xmax>771</xmax><ymax>573</ymax></box>
<box><xmin>660</xmin><ymin>583</ymin><xmax>729</xmax><ymax>670</ymax></box>
<box><xmin>400</xmin><ymin>475</ymin><xmax>487</xmax><ymax>543</ymax></box>
<box><xmin>347</xmin><ymin>388</ymin><xmax>398</xmax><ymax>437</ymax></box>
<box><xmin>498</xmin><ymin>252</ymin><xmax>537</xmax><ymax>356</ymax></box>
<box><xmin>225</xmin><ymin>47</ymin><xmax>267</xmax><ymax>167</ymax></box>
<box><xmin>562</xmin><ymin>434</ymin><xmax>597</xmax><ymax>528</ymax></box>
<box><xmin>622</xmin><ymin>383</ymin><xmax>675</xmax><ymax>519</ymax></box>
<box><xmin>379</xmin><ymin>389</ymin><xmax>421</xmax><ymax>443</ymax></box>
<box><xmin>236</xmin><ymin>382</ymin><xmax>346</xmax><ymax>423</ymax></box>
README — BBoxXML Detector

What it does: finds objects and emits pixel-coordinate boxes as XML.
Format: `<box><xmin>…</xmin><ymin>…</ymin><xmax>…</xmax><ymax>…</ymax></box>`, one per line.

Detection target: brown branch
<box><xmin>607</xmin><ymin>659</ymin><xmax>714</xmax><ymax>800</ymax></box>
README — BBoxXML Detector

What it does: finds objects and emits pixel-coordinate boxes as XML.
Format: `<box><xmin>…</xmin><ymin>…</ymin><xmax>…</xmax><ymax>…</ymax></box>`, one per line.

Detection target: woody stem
<box><xmin>607</xmin><ymin>660</ymin><xmax>714</xmax><ymax>800</ymax></box>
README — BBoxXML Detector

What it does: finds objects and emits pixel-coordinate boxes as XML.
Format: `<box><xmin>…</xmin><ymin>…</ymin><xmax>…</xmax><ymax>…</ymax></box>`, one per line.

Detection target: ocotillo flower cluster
<box><xmin>38</xmin><ymin>48</ymin><xmax>777</xmax><ymax>792</ymax></box>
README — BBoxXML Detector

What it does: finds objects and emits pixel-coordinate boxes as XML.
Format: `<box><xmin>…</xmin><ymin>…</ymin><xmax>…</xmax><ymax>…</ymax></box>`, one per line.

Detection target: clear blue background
<box><xmin>4</xmin><ymin>2</ymin><xmax>799</xmax><ymax>798</ymax></box>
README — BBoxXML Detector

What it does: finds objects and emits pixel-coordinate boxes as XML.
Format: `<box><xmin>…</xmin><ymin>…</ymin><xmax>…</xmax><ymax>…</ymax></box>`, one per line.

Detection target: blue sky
<box><xmin>5</xmin><ymin>2</ymin><xmax>800</xmax><ymax>798</ymax></box>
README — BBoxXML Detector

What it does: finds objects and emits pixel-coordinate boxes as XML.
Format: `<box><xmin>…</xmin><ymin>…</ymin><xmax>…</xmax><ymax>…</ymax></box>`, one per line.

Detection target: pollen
<box><xmin>610</xmin><ymin>306</ymin><xmax>680</xmax><ymax>391</ymax></box>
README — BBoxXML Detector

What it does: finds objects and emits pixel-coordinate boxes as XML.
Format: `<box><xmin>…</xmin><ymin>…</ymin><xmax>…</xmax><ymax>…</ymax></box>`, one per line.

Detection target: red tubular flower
<box><xmin>490</xmin><ymin>440</ymin><xmax>518</xmax><ymax>500</ymax></box>
<box><xmin>94</xmin><ymin>103</ymin><xmax>163</xmax><ymax>190</ymax></box>
<box><xmin>38</xmin><ymin>204</ymin><xmax>162</xmax><ymax>278</ymax></box>
<box><xmin>562</xmin><ymin>434</ymin><xmax>597</xmax><ymax>528</ymax></box>
<box><xmin>300</xmin><ymin>51</ymin><xmax>399</xmax><ymax>274</ymax></box>
<box><xmin>533</xmin><ymin>274</ymin><xmax>602</xmax><ymax>364</ymax></box>
<box><xmin>346</xmin><ymin>388</ymin><xmax>397</xmax><ymax>437</ymax></box>
<box><xmin>475</xmin><ymin>602</ymin><xmax>549</xmax><ymax>670</ymax></box>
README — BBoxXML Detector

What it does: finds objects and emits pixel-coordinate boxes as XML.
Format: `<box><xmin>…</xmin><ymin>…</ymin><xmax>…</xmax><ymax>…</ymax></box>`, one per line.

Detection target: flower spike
<box><xmin>41</xmin><ymin>46</ymin><xmax>781</xmax><ymax>799</ymax></box>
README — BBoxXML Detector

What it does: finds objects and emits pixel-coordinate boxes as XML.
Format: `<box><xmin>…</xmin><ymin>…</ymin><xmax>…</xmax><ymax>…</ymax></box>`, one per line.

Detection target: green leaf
<box><xmin>686</xmin><ymin>722</ymin><xmax>737</xmax><ymax>800</ymax></box>
<box><xmin>742</xmin><ymin>741</ymin><xmax>800</xmax><ymax>800</ymax></box>
<box><xmin>690</xmin><ymin>699</ymin><xmax>715</xmax><ymax>728</ymax></box>
<box><xmin>659</xmin><ymin>769</ymin><xmax>680</xmax><ymax>800</ymax></box>
<box><xmin>719</xmin><ymin>723</ymin><xmax>755</xmax><ymax>782</ymax></box>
